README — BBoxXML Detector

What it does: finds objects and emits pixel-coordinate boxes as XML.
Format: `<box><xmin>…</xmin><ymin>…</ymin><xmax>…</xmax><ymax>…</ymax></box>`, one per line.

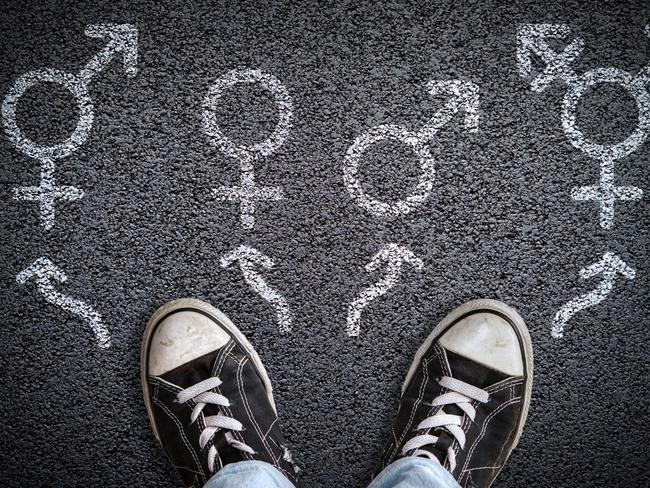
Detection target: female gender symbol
<box><xmin>203</xmin><ymin>68</ymin><xmax>293</xmax><ymax>229</ymax></box>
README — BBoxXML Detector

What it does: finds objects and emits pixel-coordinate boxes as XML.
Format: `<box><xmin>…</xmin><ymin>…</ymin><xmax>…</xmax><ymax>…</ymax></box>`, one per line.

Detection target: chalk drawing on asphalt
<box><xmin>347</xmin><ymin>243</ymin><xmax>424</xmax><ymax>337</ymax></box>
<box><xmin>221</xmin><ymin>245</ymin><xmax>293</xmax><ymax>333</ymax></box>
<box><xmin>343</xmin><ymin>80</ymin><xmax>479</xmax><ymax>218</ymax></box>
<box><xmin>551</xmin><ymin>252</ymin><xmax>636</xmax><ymax>338</ymax></box>
<box><xmin>203</xmin><ymin>69</ymin><xmax>293</xmax><ymax>229</ymax></box>
<box><xmin>518</xmin><ymin>24</ymin><xmax>648</xmax><ymax>229</ymax></box>
<box><xmin>2</xmin><ymin>24</ymin><xmax>138</xmax><ymax>230</ymax></box>
<box><xmin>16</xmin><ymin>257</ymin><xmax>111</xmax><ymax>348</ymax></box>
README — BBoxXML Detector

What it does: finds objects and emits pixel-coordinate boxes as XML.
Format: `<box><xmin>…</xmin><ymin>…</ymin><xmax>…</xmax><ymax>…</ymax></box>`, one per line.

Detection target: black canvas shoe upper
<box><xmin>379</xmin><ymin>300</ymin><xmax>533</xmax><ymax>488</ymax></box>
<box><xmin>142</xmin><ymin>300</ymin><xmax>299</xmax><ymax>488</ymax></box>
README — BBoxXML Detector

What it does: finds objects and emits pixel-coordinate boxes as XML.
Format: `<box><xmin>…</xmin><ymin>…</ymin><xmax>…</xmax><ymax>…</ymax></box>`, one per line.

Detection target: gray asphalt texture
<box><xmin>1</xmin><ymin>1</ymin><xmax>649</xmax><ymax>487</ymax></box>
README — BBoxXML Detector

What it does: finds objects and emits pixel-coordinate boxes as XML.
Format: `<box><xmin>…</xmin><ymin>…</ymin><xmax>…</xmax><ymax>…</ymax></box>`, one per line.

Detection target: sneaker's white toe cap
<box><xmin>148</xmin><ymin>311</ymin><xmax>230</xmax><ymax>376</ymax></box>
<box><xmin>439</xmin><ymin>312</ymin><xmax>524</xmax><ymax>376</ymax></box>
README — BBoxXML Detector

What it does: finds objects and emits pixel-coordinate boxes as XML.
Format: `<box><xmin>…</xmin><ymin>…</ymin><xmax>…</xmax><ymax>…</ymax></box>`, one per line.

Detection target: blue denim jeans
<box><xmin>203</xmin><ymin>457</ymin><xmax>461</xmax><ymax>488</ymax></box>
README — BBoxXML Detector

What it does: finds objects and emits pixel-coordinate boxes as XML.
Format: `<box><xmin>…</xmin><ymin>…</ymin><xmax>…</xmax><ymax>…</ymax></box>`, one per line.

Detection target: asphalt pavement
<box><xmin>0</xmin><ymin>1</ymin><xmax>648</xmax><ymax>486</ymax></box>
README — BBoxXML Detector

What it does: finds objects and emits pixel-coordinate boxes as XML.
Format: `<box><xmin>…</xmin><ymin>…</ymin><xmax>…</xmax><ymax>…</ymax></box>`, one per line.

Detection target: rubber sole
<box><xmin>402</xmin><ymin>298</ymin><xmax>534</xmax><ymax>452</ymax></box>
<box><xmin>140</xmin><ymin>298</ymin><xmax>277</xmax><ymax>441</ymax></box>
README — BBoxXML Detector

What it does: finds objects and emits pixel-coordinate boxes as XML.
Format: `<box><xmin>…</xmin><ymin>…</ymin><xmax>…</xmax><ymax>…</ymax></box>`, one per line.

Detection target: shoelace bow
<box><xmin>176</xmin><ymin>377</ymin><xmax>254</xmax><ymax>472</ymax></box>
<box><xmin>402</xmin><ymin>376</ymin><xmax>489</xmax><ymax>472</ymax></box>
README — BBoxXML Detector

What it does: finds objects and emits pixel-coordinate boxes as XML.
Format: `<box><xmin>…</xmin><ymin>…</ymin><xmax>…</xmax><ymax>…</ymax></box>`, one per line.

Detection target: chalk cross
<box><xmin>212</xmin><ymin>158</ymin><xmax>284</xmax><ymax>230</ymax></box>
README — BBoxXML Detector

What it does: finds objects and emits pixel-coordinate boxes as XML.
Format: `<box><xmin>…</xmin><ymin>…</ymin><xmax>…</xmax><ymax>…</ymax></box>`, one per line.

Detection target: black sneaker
<box><xmin>141</xmin><ymin>299</ymin><xmax>299</xmax><ymax>487</ymax></box>
<box><xmin>379</xmin><ymin>299</ymin><xmax>533</xmax><ymax>488</ymax></box>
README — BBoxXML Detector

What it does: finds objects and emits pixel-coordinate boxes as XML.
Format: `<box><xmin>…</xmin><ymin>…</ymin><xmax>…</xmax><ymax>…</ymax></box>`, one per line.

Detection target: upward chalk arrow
<box><xmin>347</xmin><ymin>243</ymin><xmax>424</xmax><ymax>337</ymax></box>
<box><xmin>16</xmin><ymin>257</ymin><xmax>111</xmax><ymax>348</ymax></box>
<box><xmin>221</xmin><ymin>245</ymin><xmax>293</xmax><ymax>333</ymax></box>
<box><xmin>551</xmin><ymin>252</ymin><xmax>636</xmax><ymax>339</ymax></box>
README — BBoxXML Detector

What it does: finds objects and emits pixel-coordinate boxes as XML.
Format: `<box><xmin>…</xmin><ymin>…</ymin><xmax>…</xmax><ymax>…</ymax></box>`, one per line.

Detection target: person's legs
<box><xmin>368</xmin><ymin>457</ymin><xmax>460</xmax><ymax>488</ymax></box>
<box><xmin>375</xmin><ymin>299</ymin><xmax>534</xmax><ymax>488</ymax></box>
<box><xmin>140</xmin><ymin>299</ymin><xmax>299</xmax><ymax>488</ymax></box>
<box><xmin>204</xmin><ymin>460</ymin><xmax>295</xmax><ymax>488</ymax></box>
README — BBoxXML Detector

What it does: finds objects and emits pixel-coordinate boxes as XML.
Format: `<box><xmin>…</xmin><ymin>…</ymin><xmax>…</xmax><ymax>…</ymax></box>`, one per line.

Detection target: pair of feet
<box><xmin>141</xmin><ymin>298</ymin><xmax>533</xmax><ymax>488</ymax></box>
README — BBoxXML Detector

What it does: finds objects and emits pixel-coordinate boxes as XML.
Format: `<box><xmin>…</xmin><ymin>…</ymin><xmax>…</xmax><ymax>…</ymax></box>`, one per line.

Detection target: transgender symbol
<box><xmin>518</xmin><ymin>24</ymin><xmax>650</xmax><ymax>229</ymax></box>
<box><xmin>2</xmin><ymin>24</ymin><xmax>138</xmax><ymax>230</ymax></box>
<box><xmin>203</xmin><ymin>69</ymin><xmax>293</xmax><ymax>229</ymax></box>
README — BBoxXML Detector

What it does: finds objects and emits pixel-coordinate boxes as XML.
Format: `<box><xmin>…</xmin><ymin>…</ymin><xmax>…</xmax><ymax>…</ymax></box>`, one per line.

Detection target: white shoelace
<box><xmin>176</xmin><ymin>377</ymin><xmax>255</xmax><ymax>472</ymax></box>
<box><xmin>402</xmin><ymin>376</ymin><xmax>489</xmax><ymax>472</ymax></box>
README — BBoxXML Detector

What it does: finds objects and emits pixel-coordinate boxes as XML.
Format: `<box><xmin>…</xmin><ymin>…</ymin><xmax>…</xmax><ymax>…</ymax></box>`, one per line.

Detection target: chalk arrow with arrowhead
<box><xmin>551</xmin><ymin>252</ymin><xmax>636</xmax><ymax>338</ymax></box>
<box><xmin>16</xmin><ymin>257</ymin><xmax>111</xmax><ymax>348</ymax></box>
<box><xmin>221</xmin><ymin>245</ymin><xmax>292</xmax><ymax>333</ymax></box>
<box><xmin>517</xmin><ymin>24</ymin><xmax>584</xmax><ymax>92</ymax></box>
<box><xmin>78</xmin><ymin>24</ymin><xmax>138</xmax><ymax>84</ymax></box>
<box><xmin>416</xmin><ymin>80</ymin><xmax>480</xmax><ymax>141</ymax></box>
<box><xmin>347</xmin><ymin>243</ymin><xmax>424</xmax><ymax>337</ymax></box>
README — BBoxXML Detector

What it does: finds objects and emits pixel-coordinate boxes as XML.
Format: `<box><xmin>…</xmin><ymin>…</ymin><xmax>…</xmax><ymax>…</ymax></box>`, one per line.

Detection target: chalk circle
<box><xmin>203</xmin><ymin>69</ymin><xmax>293</xmax><ymax>161</ymax></box>
<box><xmin>343</xmin><ymin>125</ymin><xmax>435</xmax><ymax>217</ymax></box>
<box><xmin>2</xmin><ymin>68</ymin><xmax>94</xmax><ymax>160</ymax></box>
<box><xmin>562</xmin><ymin>67</ymin><xmax>650</xmax><ymax>160</ymax></box>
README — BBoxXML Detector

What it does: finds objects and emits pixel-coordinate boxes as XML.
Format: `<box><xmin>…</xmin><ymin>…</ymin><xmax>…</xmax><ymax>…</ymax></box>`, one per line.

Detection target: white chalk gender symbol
<box><xmin>203</xmin><ymin>69</ymin><xmax>293</xmax><ymax>229</ymax></box>
<box><xmin>2</xmin><ymin>24</ymin><xmax>138</xmax><ymax>230</ymax></box>
<box><xmin>343</xmin><ymin>80</ymin><xmax>479</xmax><ymax>218</ymax></box>
<box><xmin>518</xmin><ymin>24</ymin><xmax>648</xmax><ymax>229</ymax></box>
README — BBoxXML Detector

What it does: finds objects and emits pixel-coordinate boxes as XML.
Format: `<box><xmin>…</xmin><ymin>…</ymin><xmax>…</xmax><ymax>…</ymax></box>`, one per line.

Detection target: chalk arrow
<box><xmin>16</xmin><ymin>257</ymin><xmax>111</xmax><ymax>348</ymax></box>
<box><xmin>221</xmin><ymin>245</ymin><xmax>292</xmax><ymax>333</ymax></box>
<box><xmin>347</xmin><ymin>243</ymin><xmax>424</xmax><ymax>337</ymax></box>
<box><xmin>517</xmin><ymin>24</ymin><xmax>583</xmax><ymax>92</ymax></box>
<box><xmin>78</xmin><ymin>24</ymin><xmax>138</xmax><ymax>84</ymax></box>
<box><xmin>416</xmin><ymin>80</ymin><xmax>480</xmax><ymax>141</ymax></box>
<box><xmin>551</xmin><ymin>252</ymin><xmax>635</xmax><ymax>339</ymax></box>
